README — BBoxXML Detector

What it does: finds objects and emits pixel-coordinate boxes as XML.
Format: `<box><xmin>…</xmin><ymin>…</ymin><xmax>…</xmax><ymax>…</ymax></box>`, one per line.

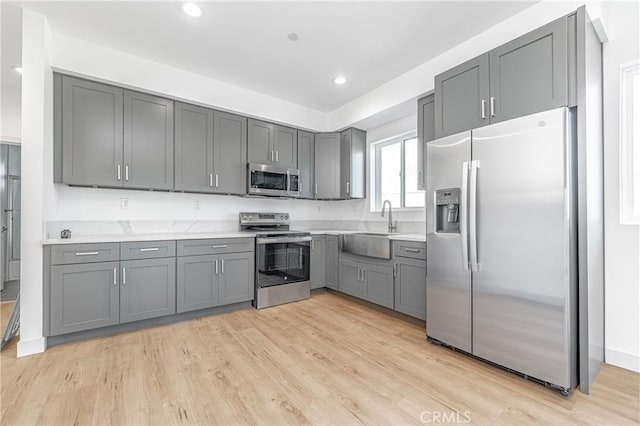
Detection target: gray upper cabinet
<box><xmin>488</xmin><ymin>16</ymin><xmax>568</xmax><ymax>124</ymax></box>
<box><xmin>340</xmin><ymin>128</ymin><xmax>366</xmax><ymax>199</ymax></box>
<box><xmin>274</xmin><ymin>125</ymin><xmax>298</xmax><ymax>169</ymax></box>
<box><xmin>417</xmin><ymin>93</ymin><xmax>435</xmax><ymax>191</ymax></box>
<box><xmin>213</xmin><ymin>111</ymin><xmax>247</xmax><ymax>195</ymax></box>
<box><xmin>50</xmin><ymin>261</ymin><xmax>120</xmax><ymax>336</ymax></box>
<box><xmin>120</xmin><ymin>257</ymin><xmax>176</xmax><ymax>323</ymax></box>
<box><xmin>247</xmin><ymin>119</ymin><xmax>274</xmax><ymax>164</ymax></box>
<box><xmin>314</xmin><ymin>133</ymin><xmax>341</xmax><ymax>199</ymax></box>
<box><xmin>174</xmin><ymin>102</ymin><xmax>214</xmax><ymax>193</ymax></box>
<box><xmin>325</xmin><ymin>235</ymin><xmax>339</xmax><ymax>290</ymax></box>
<box><xmin>297</xmin><ymin>131</ymin><xmax>315</xmax><ymax>198</ymax></box>
<box><xmin>218</xmin><ymin>252</ymin><xmax>254</xmax><ymax>305</ymax></box>
<box><xmin>435</xmin><ymin>54</ymin><xmax>490</xmax><ymax>138</ymax></box>
<box><xmin>310</xmin><ymin>236</ymin><xmax>325</xmax><ymax>289</ymax></box>
<box><xmin>61</xmin><ymin>76</ymin><xmax>124</xmax><ymax>187</ymax></box>
<box><xmin>123</xmin><ymin>91</ymin><xmax>174</xmax><ymax>190</ymax></box>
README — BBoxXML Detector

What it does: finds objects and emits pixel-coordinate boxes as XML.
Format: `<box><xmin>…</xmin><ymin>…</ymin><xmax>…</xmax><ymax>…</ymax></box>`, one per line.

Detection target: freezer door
<box><xmin>426</xmin><ymin>131</ymin><xmax>472</xmax><ymax>353</ymax></box>
<box><xmin>471</xmin><ymin>107</ymin><xmax>576</xmax><ymax>389</ymax></box>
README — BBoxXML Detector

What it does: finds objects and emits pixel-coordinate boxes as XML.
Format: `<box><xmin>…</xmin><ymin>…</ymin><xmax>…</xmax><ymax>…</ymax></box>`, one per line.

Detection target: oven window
<box><xmin>257</xmin><ymin>242</ymin><xmax>310</xmax><ymax>287</ymax></box>
<box><xmin>251</xmin><ymin>171</ymin><xmax>287</xmax><ymax>190</ymax></box>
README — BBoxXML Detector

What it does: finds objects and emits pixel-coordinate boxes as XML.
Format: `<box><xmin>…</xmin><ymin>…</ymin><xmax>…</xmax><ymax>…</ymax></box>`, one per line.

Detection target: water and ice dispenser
<box><xmin>435</xmin><ymin>188</ymin><xmax>461</xmax><ymax>233</ymax></box>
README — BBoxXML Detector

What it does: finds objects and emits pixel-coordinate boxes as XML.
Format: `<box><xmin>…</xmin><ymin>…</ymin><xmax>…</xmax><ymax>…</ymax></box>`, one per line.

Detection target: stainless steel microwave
<box><xmin>247</xmin><ymin>163</ymin><xmax>300</xmax><ymax>197</ymax></box>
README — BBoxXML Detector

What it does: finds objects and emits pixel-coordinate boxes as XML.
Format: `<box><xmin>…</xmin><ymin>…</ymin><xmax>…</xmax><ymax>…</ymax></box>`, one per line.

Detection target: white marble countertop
<box><xmin>42</xmin><ymin>230</ymin><xmax>425</xmax><ymax>245</ymax></box>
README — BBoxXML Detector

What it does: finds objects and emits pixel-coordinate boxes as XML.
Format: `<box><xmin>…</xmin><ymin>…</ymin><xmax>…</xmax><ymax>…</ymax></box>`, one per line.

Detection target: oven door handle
<box><xmin>256</xmin><ymin>236</ymin><xmax>312</xmax><ymax>245</ymax></box>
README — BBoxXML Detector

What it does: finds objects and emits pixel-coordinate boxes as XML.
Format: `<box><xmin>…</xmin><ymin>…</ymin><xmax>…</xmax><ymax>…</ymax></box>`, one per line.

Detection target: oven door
<box><xmin>256</xmin><ymin>236</ymin><xmax>311</xmax><ymax>288</ymax></box>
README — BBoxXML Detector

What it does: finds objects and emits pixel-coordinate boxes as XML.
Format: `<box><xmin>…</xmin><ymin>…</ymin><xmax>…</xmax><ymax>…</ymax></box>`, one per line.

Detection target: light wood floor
<box><xmin>1</xmin><ymin>292</ymin><xmax>638</xmax><ymax>425</ymax></box>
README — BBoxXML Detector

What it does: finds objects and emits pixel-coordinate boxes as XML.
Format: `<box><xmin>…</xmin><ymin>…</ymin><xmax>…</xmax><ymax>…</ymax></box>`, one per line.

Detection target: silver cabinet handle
<box><xmin>215</xmin><ymin>174</ymin><xmax>219</xmax><ymax>188</ymax></box>
<box><xmin>212</xmin><ymin>244</ymin><xmax>227</xmax><ymax>249</ymax></box>
<box><xmin>362</xmin><ymin>269</ymin><xmax>366</xmax><ymax>282</ymax></box>
<box><xmin>357</xmin><ymin>268</ymin><xmax>361</xmax><ymax>281</ymax></box>
<box><xmin>209</xmin><ymin>173</ymin><xmax>213</xmax><ymax>187</ymax></box>
<box><xmin>490</xmin><ymin>97</ymin><xmax>496</xmax><ymax>117</ymax></box>
<box><xmin>346</xmin><ymin>182</ymin><xmax>350</xmax><ymax>194</ymax></box>
<box><xmin>139</xmin><ymin>247</ymin><xmax>159</xmax><ymax>252</ymax></box>
<box><xmin>481</xmin><ymin>100</ymin><xmax>487</xmax><ymax>119</ymax></box>
<box><xmin>469</xmin><ymin>160</ymin><xmax>479</xmax><ymax>272</ymax></box>
<box><xmin>460</xmin><ymin>161</ymin><xmax>470</xmax><ymax>271</ymax></box>
<box><xmin>117</xmin><ymin>165</ymin><xmax>121</xmax><ymax>181</ymax></box>
<box><xmin>122</xmin><ymin>267</ymin><xmax>126</xmax><ymax>285</ymax></box>
<box><xmin>113</xmin><ymin>268</ymin><xmax>117</xmax><ymax>286</ymax></box>
<box><xmin>75</xmin><ymin>251</ymin><xmax>99</xmax><ymax>256</ymax></box>
<box><xmin>315</xmin><ymin>184</ymin><xmax>318</xmax><ymax>196</ymax></box>
<box><xmin>270</xmin><ymin>150</ymin><xmax>274</xmax><ymax>162</ymax></box>
<box><xmin>215</xmin><ymin>259</ymin><xmax>218</xmax><ymax>275</ymax></box>
<box><xmin>221</xmin><ymin>258</ymin><xmax>224</xmax><ymax>274</ymax></box>
<box><xmin>275</xmin><ymin>151</ymin><xmax>279</xmax><ymax>162</ymax></box>
<box><xmin>403</xmin><ymin>248</ymin><xmax>421</xmax><ymax>253</ymax></box>
<box><xmin>125</xmin><ymin>165</ymin><xmax>129</xmax><ymax>181</ymax></box>
<box><xmin>393</xmin><ymin>263</ymin><xmax>398</xmax><ymax>278</ymax></box>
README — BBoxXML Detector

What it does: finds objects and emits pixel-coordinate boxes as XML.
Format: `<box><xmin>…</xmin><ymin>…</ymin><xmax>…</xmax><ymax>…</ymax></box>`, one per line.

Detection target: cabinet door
<box><xmin>174</xmin><ymin>102</ymin><xmax>214</xmax><ymax>193</ymax></box>
<box><xmin>489</xmin><ymin>16</ymin><xmax>568</xmax><ymax>124</ymax></box>
<box><xmin>214</xmin><ymin>111</ymin><xmax>247</xmax><ymax>195</ymax></box>
<box><xmin>120</xmin><ymin>258</ymin><xmax>176</xmax><ymax>323</ymax></box>
<box><xmin>417</xmin><ymin>94</ymin><xmax>435</xmax><ymax>191</ymax></box>
<box><xmin>50</xmin><ymin>261</ymin><xmax>119</xmax><ymax>335</ymax></box>
<box><xmin>247</xmin><ymin>119</ymin><xmax>274</xmax><ymax>164</ymax></box>
<box><xmin>274</xmin><ymin>125</ymin><xmax>297</xmax><ymax>169</ymax></box>
<box><xmin>338</xmin><ymin>258</ymin><xmax>364</xmax><ymax>298</ymax></box>
<box><xmin>123</xmin><ymin>91</ymin><xmax>174</xmax><ymax>190</ymax></box>
<box><xmin>434</xmin><ymin>54</ymin><xmax>490</xmax><ymax>138</ymax></box>
<box><xmin>325</xmin><ymin>236</ymin><xmax>339</xmax><ymax>289</ymax></box>
<box><xmin>363</xmin><ymin>263</ymin><xmax>394</xmax><ymax>309</ymax></box>
<box><xmin>61</xmin><ymin>77</ymin><xmax>123</xmax><ymax>187</ymax></box>
<box><xmin>219</xmin><ymin>252</ymin><xmax>254</xmax><ymax>305</ymax></box>
<box><xmin>297</xmin><ymin>131</ymin><xmax>315</xmax><ymax>198</ymax></box>
<box><xmin>340</xmin><ymin>130</ymin><xmax>352</xmax><ymax>199</ymax></box>
<box><xmin>341</xmin><ymin>129</ymin><xmax>366</xmax><ymax>199</ymax></box>
<box><xmin>314</xmin><ymin>133</ymin><xmax>341</xmax><ymax>199</ymax></box>
<box><xmin>310</xmin><ymin>236</ymin><xmax>325</xmax><ymax>289</ymax></box>
<box><xmin>394</xmin><ymin>258</ymin><xmax>426</xmax><ymax>320</ymax></box>
<box><xmin>177</xmin><ymin>255</ymin><xmax>219</xmax><ymax>313</ymax></box>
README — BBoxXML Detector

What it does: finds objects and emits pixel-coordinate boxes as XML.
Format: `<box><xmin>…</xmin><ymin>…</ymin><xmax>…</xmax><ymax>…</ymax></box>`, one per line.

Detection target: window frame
<box><xmin>620</xmin><ymin>59</ymin><xmax>640</xmax><ymax>225</ymax></box>
<box><xmin>370</xmin><ymin>133</ymin><xmax>424</xmax><ymax>212</ymax></box>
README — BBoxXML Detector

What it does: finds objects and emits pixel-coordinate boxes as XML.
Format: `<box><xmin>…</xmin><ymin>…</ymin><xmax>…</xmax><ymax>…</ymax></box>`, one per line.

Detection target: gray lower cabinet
<box><xmin>50</xmin><ymin>261</ymin><xmax>120</xmax><ymax>335</ymax></box>
<box><xmin>310</xmin><ymin>236</ymin><xmax>325</xmax><ymax>289</ymax></box>
<box><xmin>120</xmin><ymin>257</ymin><xmax>176</xmax><ymax>323</ymax></box>
<box><xmin>338</xmin><ymin>258</ymin><xmax>362</xmax><ymax>297</ymax></box>
<box><xmin>315</xmin><ymin>133</ymin><xmax>341</xmax><ymax>199</ymax></box>
<box><xmin>297</xmin><ymin>131</ymin><xmax>315</xmax><ymax>199</ymax></box>
<box><xmin>325</xmin><ymin>236</ymin><xmax>339</xmax><ymax>289</ymax></box>
<box><xmin>417</xmin><ymin>93</ymin><xmax>435</xmax><ymax>191</ymax></box>
<box><xmin>59</xmin><ymin>75</ymin><xmax>124</xmax><ymax>187</ymax></box>
<box><xmin>340</xmin><ymin>128</ymin><xmax>366</xmax><ymax>199</ymax></box>
<box><xmin>177</xmin><ymin>251</ymin><xmax>254</xmax><ymax>313</ymax></box>
<box><xmin>338</xmin><ymin>257</ymin><xmax>393</xmax><ymax>309</ymax></box>
<box><xmin>213</xmin><ymin>111</ymin><xmax>247</xmax><ymax>194</ymax></box>
<box><xmin>123</xmin><ymin>90</ymin><xmax>174</xmax><ymax>190</ymax></box>
<box><xmin>393</xmin><ymin>257</ymin><xmax>426</xmax><ymax>320</ymax></box>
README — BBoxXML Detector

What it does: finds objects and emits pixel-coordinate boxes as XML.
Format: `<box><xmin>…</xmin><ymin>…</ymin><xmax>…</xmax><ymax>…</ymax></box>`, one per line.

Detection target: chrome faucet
<box><xmin>381</xmin><ymin>199</ymin><xmax>397</xmax><ymax>233</ymax></box>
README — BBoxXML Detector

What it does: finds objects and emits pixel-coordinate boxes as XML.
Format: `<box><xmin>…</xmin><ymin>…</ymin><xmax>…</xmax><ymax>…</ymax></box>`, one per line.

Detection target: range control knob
<box><xmin>284</xmin><ymin>215</ymin><xmax>289</xmax><ymax>220</ymax></box>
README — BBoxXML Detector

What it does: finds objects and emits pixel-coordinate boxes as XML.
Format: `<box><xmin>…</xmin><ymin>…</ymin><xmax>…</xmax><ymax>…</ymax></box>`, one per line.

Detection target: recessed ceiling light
<box><xmin>181</xmin><ymin>2</ymin><xmax>203</xmax><ymax>18</ymax></box>
<box><xmin>333</xmin><ymin>76</ymin><xmax>347</xmax><ymax>85</ymax></box>
<box><xmin>13</xmin><ymin>66</ymin><xmax>22</xmax><ymax>75</ymax></box>
<box><xmin>287</xmin><ymin>33</ymin><xmax>299</xmax><ymax>42</ymax></box>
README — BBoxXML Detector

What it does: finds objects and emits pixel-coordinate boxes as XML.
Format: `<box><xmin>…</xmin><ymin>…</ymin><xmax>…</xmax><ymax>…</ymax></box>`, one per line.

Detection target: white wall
<box><xmin>601</xmin><ymin>0</ymin><xmax>640</xmax><ymax>372</ymax></box>
<box><xmin>0</xmin><ymin>85</ymin><xmax>21</xmax><ymax>143</ymax></box>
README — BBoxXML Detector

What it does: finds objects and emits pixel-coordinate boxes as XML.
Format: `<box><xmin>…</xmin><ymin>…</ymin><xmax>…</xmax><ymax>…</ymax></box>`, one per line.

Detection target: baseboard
<box><xmin>17</xmin><ymin>337</ymin><xmax>46</xmax><ymax>357</ymax></box>
<box><xmin>606</xmin><ymin>348</ymin><xmax>640</xmax><ymax>373</ymax></box>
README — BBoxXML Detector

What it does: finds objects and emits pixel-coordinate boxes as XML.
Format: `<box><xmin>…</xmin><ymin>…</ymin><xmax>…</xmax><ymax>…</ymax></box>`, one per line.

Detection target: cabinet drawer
<box><xmin>120</xmin><ymin>240</ymin><xmax>176</xmax><ymax>260</ymax></box>
<box><xmin>177</xmin><ymin>238</ymin><xmax>253</xmax><ymax>256</ymax></box>
<box><xmin>51</xmin><ymin>243</ymin><xmax>120</xmax><ymax>265</ymax></box>
<box><xmin>393</xmin><ymin>241</ymin><xmax>426</xmax><ymax>260</ymax></box>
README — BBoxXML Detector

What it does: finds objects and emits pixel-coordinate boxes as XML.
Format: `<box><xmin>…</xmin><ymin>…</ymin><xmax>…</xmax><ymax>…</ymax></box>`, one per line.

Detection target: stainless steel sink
<box><xmin>341</xmin><ymin>233</ymin><xmax>392</xmax><ymax>259</ymax></box>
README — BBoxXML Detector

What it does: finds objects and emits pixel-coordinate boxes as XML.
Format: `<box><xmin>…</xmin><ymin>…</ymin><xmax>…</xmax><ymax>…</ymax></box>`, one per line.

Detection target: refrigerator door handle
<box><xmin>460</xmin><ymin>161</ymin><xmax>470</xmax><ymax>271</ymax></box>
<box><xmin>469</xmin><ymin>160</ymin><xmax>479</xmax><ymax>272</ymax></box>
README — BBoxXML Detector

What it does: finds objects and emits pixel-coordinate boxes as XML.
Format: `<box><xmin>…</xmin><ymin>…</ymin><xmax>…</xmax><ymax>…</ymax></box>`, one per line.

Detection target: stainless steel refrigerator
<box><xmin>426</xmin><ymin>107</ymin><xmax>578</xmax><ymax>394</ymax></box>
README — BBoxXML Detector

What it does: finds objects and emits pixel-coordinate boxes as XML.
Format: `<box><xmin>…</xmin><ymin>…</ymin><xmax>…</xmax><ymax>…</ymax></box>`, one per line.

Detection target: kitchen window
<box><xmin>621</xmin><ymin>60</ymin><xmax>640</xmax><ymax>224</ymax></box>
<box><xmin>370</xmin><ymin>135</ymin><xmax>424</xmax><ymax>211</ymax></box>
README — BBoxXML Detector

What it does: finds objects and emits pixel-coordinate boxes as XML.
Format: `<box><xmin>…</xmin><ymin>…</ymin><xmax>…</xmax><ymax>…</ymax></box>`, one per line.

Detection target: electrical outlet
<box><xmin>121</xmin><ymin>198</ymin><xmax>129</xmax><ymax>209</ymax></box>
<box><xmin>194</xmin><ymin>201</ymin><xmax>200</xmax><ymax>210</ymax></box>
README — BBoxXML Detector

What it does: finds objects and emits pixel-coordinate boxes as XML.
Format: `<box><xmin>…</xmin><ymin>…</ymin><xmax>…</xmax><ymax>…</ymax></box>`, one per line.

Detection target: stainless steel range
<box><xmin>240</xmin><ymin>212</ymin><xmax>311</xmax><ymax>309</ymax></box>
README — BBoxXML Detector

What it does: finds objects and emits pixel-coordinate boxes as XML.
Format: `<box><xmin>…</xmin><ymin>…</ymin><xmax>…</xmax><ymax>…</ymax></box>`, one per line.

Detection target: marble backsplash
<box><xmin>45</xmin><ymin>219</ymin><xmax>426</xmax><ymax>239</ymax></box>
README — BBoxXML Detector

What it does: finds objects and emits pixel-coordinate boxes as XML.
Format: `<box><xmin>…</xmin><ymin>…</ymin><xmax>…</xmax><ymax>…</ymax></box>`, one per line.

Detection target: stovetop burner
<box><xmin>239</xmin><ymin>212</ymin><xmax>310</xmax><ymax>238</ymax></box>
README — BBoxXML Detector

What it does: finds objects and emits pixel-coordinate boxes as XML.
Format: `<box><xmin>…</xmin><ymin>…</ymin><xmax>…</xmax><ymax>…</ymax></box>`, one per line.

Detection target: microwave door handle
<box><xmin>286</xmin><ymin>171</ymin><xmax>290</xmax><ymax>192</ymax></box>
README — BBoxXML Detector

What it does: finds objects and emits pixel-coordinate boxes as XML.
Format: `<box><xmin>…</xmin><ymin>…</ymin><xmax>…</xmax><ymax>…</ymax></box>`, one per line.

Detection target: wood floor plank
<box><xmin>1</xmin><ymin>293</ymin><xmax>638</xmax><ymax>426</ymax></box>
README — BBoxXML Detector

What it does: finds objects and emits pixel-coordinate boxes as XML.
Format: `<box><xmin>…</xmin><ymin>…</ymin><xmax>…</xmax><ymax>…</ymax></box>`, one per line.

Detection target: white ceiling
<box><xmin>1</xmin><ymin>4</ymin><xmax>22</xmax><ymax>90</ymax></box>
<box><xmin>19</xmin><ymin>1</ymin><xmax>536</xmax><ymax>113</ymax></box>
